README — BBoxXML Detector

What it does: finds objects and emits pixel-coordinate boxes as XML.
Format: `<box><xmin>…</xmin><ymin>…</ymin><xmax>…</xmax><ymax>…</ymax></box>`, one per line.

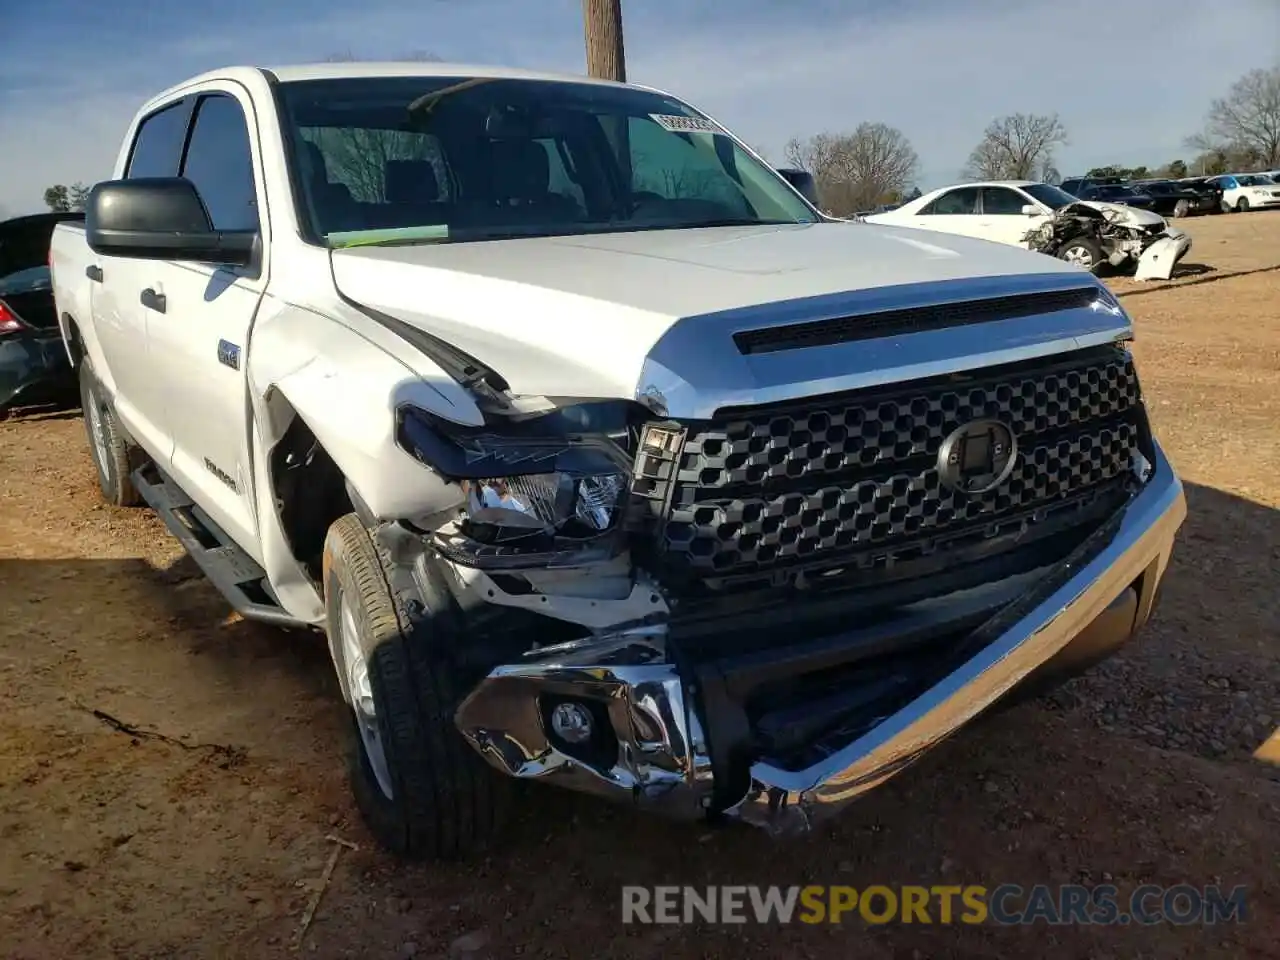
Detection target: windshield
<box><xmin>277</xmin><ymin>76</ymin><xmax>817</xmax><ymax>246</ymax></box>
<box><xmin>1022</xmin><ymin>183</ymin><xmax>1078</xmax><ymax>210</ymax></box>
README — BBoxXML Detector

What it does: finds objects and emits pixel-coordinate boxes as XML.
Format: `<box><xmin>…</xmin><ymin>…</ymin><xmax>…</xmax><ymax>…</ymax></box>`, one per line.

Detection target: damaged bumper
<box><xmin>454</xmin><ymin>443</ymin><xmax>1186</xmax><ymax>834</ymax></box>
<box><xmin>1134</xmin><ymin>229</ymin><xmax>1193</xmax><ymax>282</ymax></box>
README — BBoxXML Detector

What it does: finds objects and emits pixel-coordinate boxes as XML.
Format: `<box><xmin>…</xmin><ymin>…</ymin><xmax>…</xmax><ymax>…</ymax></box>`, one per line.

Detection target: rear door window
<box><xmin>125</xmin><ymin>101</ymin><xmax>191</xmax><ymax>179</ymax></box>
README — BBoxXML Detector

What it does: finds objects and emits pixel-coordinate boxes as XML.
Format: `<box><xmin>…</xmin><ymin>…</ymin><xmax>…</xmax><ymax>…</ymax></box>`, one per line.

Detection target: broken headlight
<box><xmin>397</xmin><ymin>406</ymin><xmax>632</xmax><ymax>546</ymax></box>
<box><xmin>460</xmin><ymin>472</ymin><xmax>626</xmax><ymax>543</ymax></box>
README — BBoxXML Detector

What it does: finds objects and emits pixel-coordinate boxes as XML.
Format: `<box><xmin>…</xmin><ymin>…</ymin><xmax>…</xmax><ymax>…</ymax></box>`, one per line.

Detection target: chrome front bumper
<box><xmin>454</xmin><ymin>445</ymin><xmax>1186</xmax><ymax>834</ymax></box>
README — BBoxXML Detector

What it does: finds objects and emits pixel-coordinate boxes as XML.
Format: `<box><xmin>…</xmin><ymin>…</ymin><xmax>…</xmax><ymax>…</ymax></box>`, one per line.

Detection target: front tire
<box><xmin>1172</xmin><ymin>199</ymin><xmax>1190</xmax><ymax>218</ymax></box>
<box><xmin>79</xmin><ymin>362</ymin><xmax>142</xmax><ymax>507</ymax></box>
<box><xmin>1237</xmin><ymin>197</ymin><xmax>1250</xmax><ymax>213</ymax></box>
<box><xmin>1058</xmin><ymin>237</ymin><xmax>1104</xmax><ymax>274</ymax></box>
<box><xmin>322</xmin><ymin>513</ymin><xmax>510</xmax><ymax>860</ymax></box>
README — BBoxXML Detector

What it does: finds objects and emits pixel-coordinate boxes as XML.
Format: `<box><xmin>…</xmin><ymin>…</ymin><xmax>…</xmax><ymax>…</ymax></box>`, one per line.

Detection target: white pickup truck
<box><xmin>50</xmin><ymin>62</ymin><xmax>1186</xmax><ymax>860</ymax></box>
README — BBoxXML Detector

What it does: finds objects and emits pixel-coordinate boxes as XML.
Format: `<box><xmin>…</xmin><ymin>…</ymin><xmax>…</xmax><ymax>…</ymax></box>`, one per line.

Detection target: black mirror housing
<box><xmin>775</xmin><ymin>167</ymin><xmax>820</xmax><ymax>207</ymax></box>
<box><xmin>85</xmin><ymin>178</ymin><xmax>256</xmax><ymax>265</ymax></box>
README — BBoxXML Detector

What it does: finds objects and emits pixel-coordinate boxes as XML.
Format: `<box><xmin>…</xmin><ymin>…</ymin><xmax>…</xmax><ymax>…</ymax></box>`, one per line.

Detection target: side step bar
<box><xmin>132</xmin><ymin>463</ymin><xmax>308</xmax><ymax>628</ymax></box>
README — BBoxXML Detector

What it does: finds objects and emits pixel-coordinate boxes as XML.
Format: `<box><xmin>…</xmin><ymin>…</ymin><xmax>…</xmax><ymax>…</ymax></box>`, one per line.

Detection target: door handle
<box><xmin>85</xmin><ymin>265</ymin><xmax>103</xmax><ymax>283</ymax></box>
<box><xmin>140</xmin><ymin>288</ymin><xmax>167</xmax><ymax>314</ymax></box>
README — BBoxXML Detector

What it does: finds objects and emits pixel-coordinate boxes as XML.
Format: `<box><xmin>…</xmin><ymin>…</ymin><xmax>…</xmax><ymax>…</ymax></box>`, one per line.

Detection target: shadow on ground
<box><xmin>2</xmin><ymin>481</ymin><xmax>1277</xmax><ymax>959</ymax></box>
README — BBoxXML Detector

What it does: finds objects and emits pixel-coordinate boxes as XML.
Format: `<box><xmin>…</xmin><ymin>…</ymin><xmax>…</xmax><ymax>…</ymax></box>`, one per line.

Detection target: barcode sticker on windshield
<box><xmin>649</xmin><ymin>113</ymin><xmax>722</xmax><ymax>134</ymax></box>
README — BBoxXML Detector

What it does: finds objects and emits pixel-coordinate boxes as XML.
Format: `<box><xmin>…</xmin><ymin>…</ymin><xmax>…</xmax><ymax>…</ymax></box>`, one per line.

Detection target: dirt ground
<box><xmin>2</xmin><ymin>211</ymin><xmax>1279</xmax><ymax>960</ymax></box>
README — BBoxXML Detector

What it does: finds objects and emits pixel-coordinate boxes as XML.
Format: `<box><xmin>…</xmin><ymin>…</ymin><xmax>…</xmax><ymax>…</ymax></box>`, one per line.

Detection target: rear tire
<box><xmin>1172</xmin><ymin>199</ymin><xmax>1190</xmax><ymax>218</ymax></box>
<box><xmin>322</xmin><ymin>513</ymin><xmax>510</xmax><ymax>860</ymax></box>
<box><xmin>79</xmin><ymin>362</ymin><xmax>142</xmax><ymax>507</ymax></box>
<box><xmin>1058</xmin><ymin>237</ymin><xmax>1104</xmax><ymax>273</ymax></box>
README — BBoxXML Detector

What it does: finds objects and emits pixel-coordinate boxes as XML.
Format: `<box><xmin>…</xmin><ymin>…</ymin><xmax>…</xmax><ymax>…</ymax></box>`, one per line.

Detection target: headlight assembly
<box><xmin>397</xmin><ymin>405</ymin><xmax>635</xmax><ymax>550</ymax></box>
<box><xmin>460</xmin><ymin>472</ymin><xmax>627</xmax><ymax>543</ymax></box>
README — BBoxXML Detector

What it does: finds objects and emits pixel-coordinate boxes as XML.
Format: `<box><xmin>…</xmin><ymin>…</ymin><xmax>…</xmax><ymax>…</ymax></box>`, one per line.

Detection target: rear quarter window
<box><xmin>126</xmin><ymin>101</ymin><xmax>191</xmax><ymax>179</ymax></box>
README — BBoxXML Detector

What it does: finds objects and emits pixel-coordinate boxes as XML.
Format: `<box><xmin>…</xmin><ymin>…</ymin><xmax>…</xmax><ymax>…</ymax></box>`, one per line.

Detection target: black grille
<box><xmin>634</xmin><ymin>345</ymin><xmax>1145</xmax><ymax>588</ymax></box>
<box><xmin>732</xmin><ymin>286</ymin><xmax>1100</xmax><ymax>355</ymax></box>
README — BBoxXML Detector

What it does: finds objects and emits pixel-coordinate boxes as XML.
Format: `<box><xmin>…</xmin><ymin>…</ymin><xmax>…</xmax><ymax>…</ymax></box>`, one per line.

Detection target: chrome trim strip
<box><xmin>637</xmin><ymin>272</ymin><xmax>1130</xmax><ymax>420</ymax></box>
<box><xmin>732</xmin><ymin>444</ymin><xmax>1185</xmax><ymax>833</ymax></box>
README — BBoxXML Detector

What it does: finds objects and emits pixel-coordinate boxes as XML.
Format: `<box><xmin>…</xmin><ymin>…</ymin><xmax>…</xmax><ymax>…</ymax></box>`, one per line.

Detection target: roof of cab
<box><xmin>146</xmin><ymin>61</ymin><xmax>647</xmax><ymax>105</ymax></box>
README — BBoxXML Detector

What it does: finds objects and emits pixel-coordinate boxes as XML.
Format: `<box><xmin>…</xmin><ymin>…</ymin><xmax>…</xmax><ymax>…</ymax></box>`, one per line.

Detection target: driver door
<box><xmin>979</xmin><ymin>186</ymin><xmax>1049</xmax><ymax>247</ymax></box>
<box><xmin>909</xmin><ymin>187</ymin><xmax>983</xmax><ymax>239</ymax></box>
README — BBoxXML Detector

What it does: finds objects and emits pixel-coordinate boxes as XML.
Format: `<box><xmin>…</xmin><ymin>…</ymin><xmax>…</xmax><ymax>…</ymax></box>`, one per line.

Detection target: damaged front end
<box><xmin>1024</xmin><ymin>202</ymin><xmax>1192</xmax><ymax>280</ymax></box>
<box><xmin>387</xmin><ymin>399</ymin><xmax>712</xmax><ymax>815</ymax></box>
<box><xmin>386</xmin><ymin>329</ymin><xmax>1185</xmax><ymax>836</ymax></box>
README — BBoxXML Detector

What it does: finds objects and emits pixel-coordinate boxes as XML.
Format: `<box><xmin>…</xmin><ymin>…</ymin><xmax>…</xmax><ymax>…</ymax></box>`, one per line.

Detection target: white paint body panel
<box><xmin>46</xmin><ymin>64</ymin><xmax>1118</xmax><ymax>625</ymax></box>
<box><xmin>1209</xmin><ymin>175</ymin><xmax>1280</xmax><ymax>211</ymax></box>
<box><xmin>329</xmin><ymin>222</ymin><xmax>1082</xmax><ymax>399</ymax></box>
<box><xmin>865</xmin><ymin>180</ymin><xmax>1170</xmax><ymax>249</ymax></box>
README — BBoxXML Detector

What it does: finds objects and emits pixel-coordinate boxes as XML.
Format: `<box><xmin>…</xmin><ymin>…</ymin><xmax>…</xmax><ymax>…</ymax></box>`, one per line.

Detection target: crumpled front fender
<box><xmin>247</xmin><ymin>301</ymin><xmax>481</xmax><ymax>522</ymax></box>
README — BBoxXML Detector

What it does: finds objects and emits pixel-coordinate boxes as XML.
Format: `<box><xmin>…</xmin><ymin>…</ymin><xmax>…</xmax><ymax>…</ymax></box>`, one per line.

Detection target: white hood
<box><xmin>330</xmin><ymin>221</ymin><xmax>1085</xmax><ymax>399</ymax></box>
<box><xmin>1074</xmin><ymin>200</ymin><xmax>1167</xmax><ymax>229</ymax></box>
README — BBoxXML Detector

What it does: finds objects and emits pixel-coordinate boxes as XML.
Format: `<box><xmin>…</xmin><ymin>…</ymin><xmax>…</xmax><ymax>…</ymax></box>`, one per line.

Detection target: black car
<box><xmin>1059</xmin><ymin>175</ymin><xmax>1126</xmax><ymax>196</ymax></box>
<box><xmin>0</xmin><ymin>212</ymin><xmax>83</xmax><ymax>419</ymax></box>
<box><xmin>1177</xmin><ymin>177</ymin><xmax>1227</xmax><ymax>212</ymax></box>
<box><xmin>1068</xmin><ymin>183</ymin><xmax>1158</xmax><ymax>211</ymax></box>
<box><xmin>1131</xmin><ymin>179</ymin><xmax>1218</xmax><ymax>217</ymax></box>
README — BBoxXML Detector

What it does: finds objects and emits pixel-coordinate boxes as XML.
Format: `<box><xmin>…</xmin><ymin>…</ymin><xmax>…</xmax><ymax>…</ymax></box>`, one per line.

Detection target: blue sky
<box><xmin>0</xmin><ymin>0</ymin><xmax>1274</xmax><ymax>217</ymax></box>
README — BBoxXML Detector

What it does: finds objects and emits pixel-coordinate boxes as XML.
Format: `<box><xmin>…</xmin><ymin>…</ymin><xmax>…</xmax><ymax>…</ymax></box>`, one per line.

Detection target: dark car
<box><xmin>1131</xmin><ymin>179</ymin><xmax>1219</xmax><ymax>217</ymax></box>
<box><xmin>1176</xmin><ymin>177</ymin><xmax>1226</xmax><ymax>212</ymax></box>
<box><xmin>1068</xmin><ymin>183</ymin><xmax>1158</xmax><ymax>211</ymax></box>
<box><xmin>1059</xmin><ymin>175</ymin><xmax>1125</xmax><ymax>196</ymax></box>
<box><xmin>0</xmin><ymin>212</ymin><xmax>83</xmax><ymax>419</ymax></box>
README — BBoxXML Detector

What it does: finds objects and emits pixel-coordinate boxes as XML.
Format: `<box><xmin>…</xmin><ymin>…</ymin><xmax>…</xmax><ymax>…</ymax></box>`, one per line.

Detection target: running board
<box><xmin>132</xmin><ymin>463</ymin><xmax>307</xmax><ymax>628</ymax></box>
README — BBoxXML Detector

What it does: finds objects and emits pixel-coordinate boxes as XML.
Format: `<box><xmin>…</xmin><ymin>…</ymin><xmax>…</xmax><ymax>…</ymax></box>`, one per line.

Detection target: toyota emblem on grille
<box><xmin>937</xmin><ymin>419</ymin><xmax>1017</xmax><ymax>495</ymax></box>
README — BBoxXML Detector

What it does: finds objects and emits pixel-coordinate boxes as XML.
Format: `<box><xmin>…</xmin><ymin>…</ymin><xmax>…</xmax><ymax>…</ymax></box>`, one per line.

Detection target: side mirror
<box><xmin>85</xmin><ymin>178</ymin><xmax>255</xmax><ymax>265</ymax></box>
<box><xmin>775</xmin><ymin>167</ymin><xmax>820</xmax><ymax>207</ymax></box>
<box><xmin>1021</xmin><ymin>204</ymin><xmax>1041</xmax><ymax>216</ymax></box>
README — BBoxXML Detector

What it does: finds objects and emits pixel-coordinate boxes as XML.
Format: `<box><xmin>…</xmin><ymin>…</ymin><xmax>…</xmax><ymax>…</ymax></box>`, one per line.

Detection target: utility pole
<box><xmin>582</xmin><ymin>0</ymin><xmax>626</xmax><ymax>82</ymax></box>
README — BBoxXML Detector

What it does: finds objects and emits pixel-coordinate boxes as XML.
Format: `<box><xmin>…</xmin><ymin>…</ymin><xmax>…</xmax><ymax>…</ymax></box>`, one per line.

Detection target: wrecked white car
<box><xmin>51</xmin><ymin>64</ymin><xmax>1186</xmax><ymax>860</ymax></box>
<box><xmin>866</xmin><ymin>180</ymin><xmax>1192</xmax><ymax>280</ymax></box>
<box><xmin>1022</xmin><ymin>201</ymin><xmax>1192</xmax><ymax>280</ymax></box>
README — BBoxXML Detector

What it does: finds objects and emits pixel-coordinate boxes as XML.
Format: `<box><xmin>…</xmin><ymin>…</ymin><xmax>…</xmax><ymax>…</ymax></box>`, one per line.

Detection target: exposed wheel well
<box><xmin>269</xmin><ymin>415</ymin><xmax>354</xmax><ymax>584</ymax></box>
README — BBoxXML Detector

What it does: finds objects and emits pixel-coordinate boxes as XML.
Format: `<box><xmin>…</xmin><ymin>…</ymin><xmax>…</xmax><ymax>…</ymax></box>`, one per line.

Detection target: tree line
<box><xmin>41</xmin><ymin>61</ymin><xmax>1279</xmax><ymax>218</ymax></box>
<box><xmin>785</xmin><ymin>61</ymin><xmax>1279</xmax><ymax>216</ymax></box>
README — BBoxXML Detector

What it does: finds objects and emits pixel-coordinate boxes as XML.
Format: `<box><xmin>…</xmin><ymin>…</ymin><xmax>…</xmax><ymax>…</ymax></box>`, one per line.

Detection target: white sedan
<box><xmin>865</xmin><ymin>180</ymin><xmax>1189</xmax><ymax>278</ymax></box>
<box><xmin>1205</xmin><ymin>173</ymin><xmax>1280</xmax><ymax>212</ymax></box>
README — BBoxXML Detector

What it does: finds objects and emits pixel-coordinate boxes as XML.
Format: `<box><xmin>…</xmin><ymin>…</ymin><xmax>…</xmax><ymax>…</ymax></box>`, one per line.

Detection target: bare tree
<box><xmin>308</xmin><ymin>51</ymin><xmax>448</xmax><ymax>203</ymax></box>
<box><xmin>784</xmin><ymin>123</ymin><xmax>919</xmax><ymax>216</ymax></box>
<box><xmin>1186</xmin><ymin>65</ymin><xmax>1280</xmax><ymax>170</ymax></box>
<box><xmin>963</xmin><ymin>113</ymin><xmax>1068</xmax><ymax>181</ymax></box>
